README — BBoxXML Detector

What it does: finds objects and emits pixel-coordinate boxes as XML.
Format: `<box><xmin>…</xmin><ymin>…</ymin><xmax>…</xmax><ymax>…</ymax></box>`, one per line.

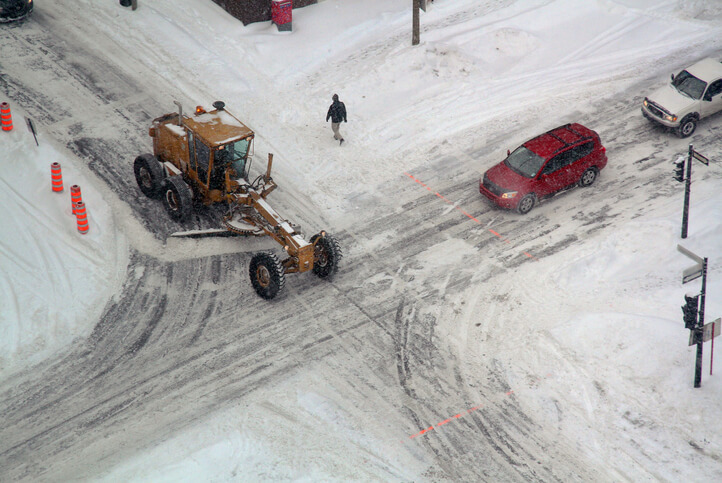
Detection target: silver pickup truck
<box><xmin>642</xmin><ymin>57</ymin><xmax>722</xmax><ymax>137</ymax></box>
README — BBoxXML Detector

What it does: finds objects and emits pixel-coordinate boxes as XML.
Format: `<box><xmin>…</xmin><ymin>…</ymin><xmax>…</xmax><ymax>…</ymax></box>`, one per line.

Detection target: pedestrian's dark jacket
<box><xmin>326</xmin><ymin>100</ymin><xmax>347</xmax><ymax>123</ymax></box>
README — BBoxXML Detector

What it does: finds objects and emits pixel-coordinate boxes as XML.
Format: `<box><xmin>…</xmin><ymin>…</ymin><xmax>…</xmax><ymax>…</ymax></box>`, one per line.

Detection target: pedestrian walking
<box><xmin>326</xmin><ymin>94</ymin><xmax>347</xmax><ymax>145</ymax></box>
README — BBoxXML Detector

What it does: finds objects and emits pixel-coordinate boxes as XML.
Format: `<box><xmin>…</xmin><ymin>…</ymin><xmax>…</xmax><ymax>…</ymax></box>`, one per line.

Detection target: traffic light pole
<box><xmin>681</xmin><ymin>145</ymin><xmax>693</xmax><ymax>239</ymax></box>
<box><xmin>694</xmin><ymin>258</ymin><xmax>708</xmax><ymax>388</ymax></box>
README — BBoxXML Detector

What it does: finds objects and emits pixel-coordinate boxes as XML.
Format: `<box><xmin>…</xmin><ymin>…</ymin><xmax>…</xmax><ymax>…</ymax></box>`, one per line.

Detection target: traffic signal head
<box><xmin>674</xmin><ymin>160</ymin><xmax>685</xmax><ymax>182</ymax></box>
<box><xmin>682</xmin><ymin>294</ymin><xmax>699</xmax><ymax>329</ymax></box>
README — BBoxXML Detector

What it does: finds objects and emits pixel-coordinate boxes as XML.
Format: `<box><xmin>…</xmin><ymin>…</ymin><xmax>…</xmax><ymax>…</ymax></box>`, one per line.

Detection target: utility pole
<box><xmin>412</xmin><ymin>0</ymin><xmax>420</xmax><ymax>46</ymax></box>
<box><xmin>694</xmin><ymin>258</ymin><xmax>708</xmax><ymax>387</ymax></box>
<box><xmin>681</xmin><ymin>145</ymin><xmax>693</xmax><ymax>238</ymax></box>
<box><xmin>679</xmin><ymin>244</ymin><xmax>708</xmax><ymax>388</ymax></box>
<box><xmin>679</xmin><ymin>144</ymin><xmax>709</xmax><ymax>239</ymax></box>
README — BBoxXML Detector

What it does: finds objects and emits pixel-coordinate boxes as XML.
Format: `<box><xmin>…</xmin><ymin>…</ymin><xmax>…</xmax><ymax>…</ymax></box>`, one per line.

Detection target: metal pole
<box><xmin>681</xmin><ymin>144</ymin><xmax>692</xmax><ymax>239</ymax></box>
<box><xmin>694</xmin><ymin>258</ymin><xmax>707</xmax><ymax>388</ymax></box>
<box><xmin>412</xmin><ymin>0</ymin><xmax>420</xmax><ymax>46</ymax></box>
<box><xmin>712</xmin><ymin>320</ymin><xmax>716</xmax><ymax>376</ymax></box>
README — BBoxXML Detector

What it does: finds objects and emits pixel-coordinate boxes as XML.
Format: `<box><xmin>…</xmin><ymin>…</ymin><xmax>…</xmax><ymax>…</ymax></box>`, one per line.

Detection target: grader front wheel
<box><xmin>310</xmin><ymin>233</ymin><xmax>342</xmax><ymax>278</ymax></box>
<box><xmin>249</xmin><ymin>252</ymin><xmax>286</xmax><ymax>299</ymax></box>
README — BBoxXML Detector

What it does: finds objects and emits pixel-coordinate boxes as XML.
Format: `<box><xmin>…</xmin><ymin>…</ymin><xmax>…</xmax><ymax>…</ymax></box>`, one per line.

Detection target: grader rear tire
<box><xmin>134</xmin><ymin>154</ymin><xmax>165</xmax><ymax>198</ymax></box>
<box><xmin>310</xmin><ymin>233</ymin><xmax>342</xmax><ymax>278</ymax></box>
<box><xmin>249</xmin><ymin>252</ymin><xmax>286</xmax><ymax>299</ymax></box>
<box><xmin>161</xmin><ymin>176</ymin><xmax>193</xmax><ymax>222</ymax></box>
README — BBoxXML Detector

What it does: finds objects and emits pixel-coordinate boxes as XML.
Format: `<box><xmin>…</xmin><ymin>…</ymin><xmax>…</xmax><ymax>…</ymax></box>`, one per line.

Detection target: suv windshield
<box><xmin>505</xmin><ymin>146</ymin><xmax>546</xmax><ymax>178</ymax></box>
<box><xmin>672</xmin><ymin>70</ymin><xmax>707</xmax><ymax>100</ymax></box>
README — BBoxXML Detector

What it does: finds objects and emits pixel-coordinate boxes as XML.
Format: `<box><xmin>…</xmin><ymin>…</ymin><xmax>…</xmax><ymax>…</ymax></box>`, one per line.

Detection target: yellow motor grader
<box><xmin>133</xmin><ymin>100</ymin><xmax>341</xmax><ymax>299</ymax></box>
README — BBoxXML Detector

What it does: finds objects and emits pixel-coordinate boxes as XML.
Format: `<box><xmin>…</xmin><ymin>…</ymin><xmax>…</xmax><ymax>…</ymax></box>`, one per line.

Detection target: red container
<box><xmin>272</xmin><ymin>0</ymin><xmax>292</xmax><ymax>31</ymax></box>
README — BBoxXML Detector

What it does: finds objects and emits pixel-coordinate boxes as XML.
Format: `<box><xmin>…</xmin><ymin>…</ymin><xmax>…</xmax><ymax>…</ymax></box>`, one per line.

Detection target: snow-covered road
<box><xmin>1</xmin><ymin>0</ymin><xmax>721</xmax><ymax>480</ymax></box>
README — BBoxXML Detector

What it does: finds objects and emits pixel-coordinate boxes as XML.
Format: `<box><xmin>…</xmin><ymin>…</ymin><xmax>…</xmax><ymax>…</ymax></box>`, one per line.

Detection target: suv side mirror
<box><xmin>671</xmin><ymin>73</ymin><xmax>675</xmax><ymax>82</ymax></box>
<box><xmin>507</xmin><ymin>149</ymin><xmax>511</xmax><ymax>156</ymax></box>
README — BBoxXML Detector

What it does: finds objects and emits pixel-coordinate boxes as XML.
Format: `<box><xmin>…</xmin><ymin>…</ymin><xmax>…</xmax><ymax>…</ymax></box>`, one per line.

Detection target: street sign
<box><xmin>678</xmin><ymin>244</ymin><xmax>703</xmax><ymax>263</ymax></box>
<box><xmin>689</xmin><ymin>318</ymin><xmax>721</xmax><ymax>346</ymax></box>
<box><xmin>683</xmin><ymin>265</ymin><xmax>703</xmax><ymax>284</ymax></box>
<box><xmin>678</xmin><ymin>244</ymin><xmax>704</xmax><ymax>284</ymax></box>
<box><xmin>692</xmin><ymin>150</ymin><xmax>709</xmax><ymax>166</ymax></box>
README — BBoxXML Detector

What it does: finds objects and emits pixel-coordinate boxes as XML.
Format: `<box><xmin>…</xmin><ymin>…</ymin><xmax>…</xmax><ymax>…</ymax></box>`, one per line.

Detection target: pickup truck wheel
<box><xmin>161</xmin><ymin>176</ymin><xmax>193</xmax><ymax>222</ymax></box>
<box><xmin>579</xmin><ymin>167</ymin><xmax>598</xmax><ymax>187</ymax></box>
<box><xmin>249</xmin><ymin>252</ymin><xmax>285</xmax><ymax>299</ymax></box>
<box><xmin>134</xmin><ymin>154</ymin><xmax>165</xmax><ymax>198</ymax></box>
<box><xmin>310</xmin><ymin>233</ymin><xmax>342</xmax><ymax>278</ymax></box>
<box><xmin>678</xmin><ymin>116</ymin><xmax>697</xmax><ymax>138</ymax></box>
<box><xmin>517</xmin><ymin>194</ymin><xmax>536</xmax><ymax>215</ymax></box>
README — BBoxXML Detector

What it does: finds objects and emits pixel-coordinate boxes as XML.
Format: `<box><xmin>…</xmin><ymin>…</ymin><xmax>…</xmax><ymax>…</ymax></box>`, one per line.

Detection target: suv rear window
<box><xmin>570</xmin><ymin>141</ymin><xmax>594</xmax><ymax>159</ymax></box>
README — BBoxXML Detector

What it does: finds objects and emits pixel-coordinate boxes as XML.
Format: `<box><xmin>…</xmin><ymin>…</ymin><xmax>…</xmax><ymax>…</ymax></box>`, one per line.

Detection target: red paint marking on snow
<box><xmin>404</xmin><ymin>378</ymin><xmax>556</xmax><ymax>442</ymax></box>
<box><xmin>410</xmin><ymin>426</ymin><xmax>434</xmax><ymax>439</ymax></box>
<box><xmin>407</xmin><ymin>407</ymin><xmax>477</xmax><ymax>440</ymax></box>
<box><xmin>404</xmin><ymin>172</ymin><xmax>540</xmax><ymax>262</ymax></box>
<box><xmin>458</xmin><ymin>209</ymin><xmax>480</xmax><ymax>223</ymax></box>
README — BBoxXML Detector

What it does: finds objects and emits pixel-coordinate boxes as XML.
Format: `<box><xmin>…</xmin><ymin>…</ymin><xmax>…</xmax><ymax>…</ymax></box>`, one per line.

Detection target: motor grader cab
<box><xmin>133</xmin><ymin>101</ymin><xmax>341</xmax><ymax>300</ymax></box>
<box><xmin>134</xmin><ymin>100</ymin><xmax>255</xmax><ymax>217</ymax></box>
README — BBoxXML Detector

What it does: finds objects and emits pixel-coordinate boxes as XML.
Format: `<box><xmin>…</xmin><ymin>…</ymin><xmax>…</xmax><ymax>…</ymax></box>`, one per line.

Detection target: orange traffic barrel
<box><xmin>50</xmin><ymin>162</ymin><xmax>64</xmax><ymax>192</ymax></box>
<box><xmin>70</xmin><ymin>185</ymin><xmax>82</xmax><ymax>214</ymax></box>
<box><xmin>0</xmin><ymin>102</ymin><xmax>12</xmax><ymax>131</ymax></box>
<box><xmin>75</xmin><ymin>201</ymin><xmax>89</xmax><ymax>234</ymax></box>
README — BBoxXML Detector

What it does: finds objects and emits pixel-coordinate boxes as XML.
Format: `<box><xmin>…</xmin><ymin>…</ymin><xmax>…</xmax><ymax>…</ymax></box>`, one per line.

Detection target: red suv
<box><xmin>479</xmin><ymin>123</ymin><xmax>607</xmax><ymax>214</ymax></box>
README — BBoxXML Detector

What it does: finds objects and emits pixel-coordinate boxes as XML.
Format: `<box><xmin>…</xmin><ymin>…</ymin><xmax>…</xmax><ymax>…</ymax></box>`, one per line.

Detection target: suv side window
<box><xmin>704</xmin><ymin>79</ymin><xmax>722</xmax><ymax>100</ymax></box>
<box><xmin>542</xmin><ymin>149</ymin><xmax>575</xmax><ymax>175</ymax></box>
<box><xmin>570</xmin><ymin>141</ymin><xmax>594</xmax><ymax>160</ymax></box>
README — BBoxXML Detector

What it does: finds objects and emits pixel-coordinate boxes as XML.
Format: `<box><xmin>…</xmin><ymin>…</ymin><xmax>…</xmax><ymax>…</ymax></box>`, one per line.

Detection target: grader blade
<box><xmin>169</xmin><ymin>228</ymin><xmax>240</xmax><ymax>238</ymax></box>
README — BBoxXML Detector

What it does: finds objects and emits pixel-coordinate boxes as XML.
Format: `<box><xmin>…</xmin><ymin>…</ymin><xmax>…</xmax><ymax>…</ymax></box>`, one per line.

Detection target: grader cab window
<box><xmin>227</xmin><ymin>137</ymin><xmax>252</xmax><ymax>180</ymax></box>
<box><xmin>194</xmin><ymin>137</ymin><xmax>211</xmax><ymax>183</ymax></box>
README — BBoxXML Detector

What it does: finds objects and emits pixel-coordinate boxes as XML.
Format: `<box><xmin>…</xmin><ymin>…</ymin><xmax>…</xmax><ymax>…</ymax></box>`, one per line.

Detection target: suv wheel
<box><xmin>579</xmin><ymin>167</ymin><xmax>598</xmax><ymax>187</ymax></box>
<box><xmin>678</xmin><ymin>116</ymin><xmax>697</xmax><ymax>138</ymax></box>
<box><xmin>517</xmin><ymin>194</ymin><xmax>536</xmax><ymax>215</ymax></box>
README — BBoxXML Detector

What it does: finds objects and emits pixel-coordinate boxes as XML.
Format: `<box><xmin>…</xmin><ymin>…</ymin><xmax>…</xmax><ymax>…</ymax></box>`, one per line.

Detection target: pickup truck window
<box><xmin>672</xmin><ymin>70</ymin><xmax>707</xmax><ymax>100</ymax></box>
<box><xmin>705</xmin><ymin>79</ymin><xmax>722</xmax><ymax>100</ymax></box>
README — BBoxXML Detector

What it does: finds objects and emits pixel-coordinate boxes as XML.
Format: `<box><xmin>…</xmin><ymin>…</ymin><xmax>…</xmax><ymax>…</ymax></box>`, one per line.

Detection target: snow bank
<box><xmin>0</xmin><ymin>107</ymin><xmax>128</xmax><ymax>378</ymax></box>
